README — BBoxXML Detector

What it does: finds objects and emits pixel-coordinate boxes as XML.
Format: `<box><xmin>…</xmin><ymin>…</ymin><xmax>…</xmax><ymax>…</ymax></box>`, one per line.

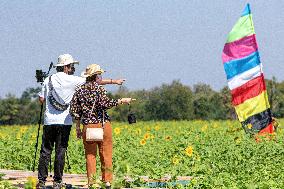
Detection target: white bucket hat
<box><xmin>54</xmin><ymin>54</ymin><xmax>79</xmax><ymax>67</ymax></box>
<box><xmin>81</xmin><ymin>64</ymin><xmax>105</xmax><ymax>78</ymax></box>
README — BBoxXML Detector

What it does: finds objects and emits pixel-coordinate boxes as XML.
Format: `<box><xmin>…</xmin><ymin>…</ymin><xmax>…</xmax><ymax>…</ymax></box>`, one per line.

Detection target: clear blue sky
<box><xmin>0</xmin><ymin>0</ymin><xmax>283</xmax><ymax>97</ymax></box>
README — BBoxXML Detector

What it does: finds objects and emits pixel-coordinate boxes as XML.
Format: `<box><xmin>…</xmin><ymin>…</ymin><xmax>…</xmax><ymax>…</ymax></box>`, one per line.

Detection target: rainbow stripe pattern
<box><xmin>222</xmin><ymin>4</ymin><xmax>272</xmax><ymax>133</ymax></box>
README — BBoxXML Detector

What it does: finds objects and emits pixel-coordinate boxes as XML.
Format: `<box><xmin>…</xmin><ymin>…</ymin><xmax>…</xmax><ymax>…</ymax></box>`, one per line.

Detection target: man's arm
<box><xmin>39</xmin><ymin>97</ymin><xmax>45</xmax><ymax>104</ymax></box>
<box><xmin>38</xmin><ymin>79</ymin><xmax>47</xmax><ymax>104</ymax></box>
<box><xmin>99</xmin><ymin>79</ymin><xmax>126</xmax><ymax>85</ymax></box>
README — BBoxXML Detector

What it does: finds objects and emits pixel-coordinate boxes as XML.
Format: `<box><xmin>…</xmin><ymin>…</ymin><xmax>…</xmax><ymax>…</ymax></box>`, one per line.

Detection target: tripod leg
<box><xmin>49</xmin><ymin>155</ymin><xmax>52</xmax><ymax>177</ymax></box>
<box><xmin>33</xmin><ymin>103</ymin><xmax>44</xmax><ymax>172</ymax></box>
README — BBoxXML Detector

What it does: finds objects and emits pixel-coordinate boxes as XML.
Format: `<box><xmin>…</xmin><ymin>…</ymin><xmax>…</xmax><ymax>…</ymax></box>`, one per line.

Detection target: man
<box><xmin>37</xmin><ymin>54</ymin><xmax>124</xmax><ymax>189</ymax></box>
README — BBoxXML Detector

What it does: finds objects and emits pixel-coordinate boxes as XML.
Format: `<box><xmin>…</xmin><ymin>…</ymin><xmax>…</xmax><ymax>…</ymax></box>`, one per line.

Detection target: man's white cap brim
<box><xmin>54</xmin><ymin>61</ymin><xmax>79</xmax><ymax>67</ymax></box>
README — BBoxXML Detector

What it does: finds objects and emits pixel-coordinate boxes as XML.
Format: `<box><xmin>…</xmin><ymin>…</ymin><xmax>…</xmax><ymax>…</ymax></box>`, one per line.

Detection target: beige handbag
<box><xmin>85</xmin><ymin>92</ymin><xmax>105</xmax><ymax>142</ymax></box>
<box><xmin>86</xmin><ymin>127</ymin><xmax>104</xmax><ymax>142</ymax></box>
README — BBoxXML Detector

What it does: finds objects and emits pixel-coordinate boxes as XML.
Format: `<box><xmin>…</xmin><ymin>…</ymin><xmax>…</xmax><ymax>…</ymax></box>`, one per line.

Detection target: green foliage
<box><xmin>266</xmin><ymin>78</ymin><xmax>284</xmax><ymax>118</ymax></box>
<box><xmin>0</xmin><ymin>180</ymin><xmax>16</xmax><ymax>189</ymax></box>
<box><xmin>145</xmin><ymin>80</ymin><xmax>194</xmax><ymax>120</ymax></box>
<box><xmin>1</xmin><ymin>78</ymin><xmax>284</xmax><ymax>125</ymax></box>
<box><xmin>0</xmin><ymin>94</ymin><xmax>20</xmax><ymax>125</ymax></box>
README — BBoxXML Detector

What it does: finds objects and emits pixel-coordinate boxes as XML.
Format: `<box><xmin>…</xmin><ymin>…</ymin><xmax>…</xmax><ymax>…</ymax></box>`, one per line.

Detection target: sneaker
<box><xmin>36</xmin><ymin>180</ymin><xmax>45</xmax><ymax>189</ymax></box>
<box><xmin>105</xmin><ymin>182</ymin><xmax>111</xmax><ymax>189</ymax></box>
<box><xmin>65</xmin><ymin>183</ymin><xmax>73</xmax><ymax>189</ymax></box>
<box><xmin>53</xmin><ymin>181</ymin><xmax>63</xmax><ymax>189</ymax></box>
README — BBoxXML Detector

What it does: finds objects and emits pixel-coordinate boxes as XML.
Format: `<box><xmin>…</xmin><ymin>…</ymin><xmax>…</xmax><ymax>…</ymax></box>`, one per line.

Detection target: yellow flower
<box><xmin>20</xmin><ymin>127</ymin><xmax>27</xmax><ymax>134</ymax></box>
<box><xmin>165</xmin><ymin>136</ymin><xmax>172</xmax><ymax>141</ymax></box>
<box><xmin>185</xmin><ymin>146</ymin><xmax>193</xmax><ymax>157</ymax></box>
<box><xmin>31</xmin><ymin>133</ymin><xmax>36</xmax><ymax>139</ymax></box>
<box><xmin>172</xmin><ymin>156</ymin><xmax>180</xmax><ymax>165</ymax></box>
<box><xmin>114</xmin><ymin>127</ymin><xmax>121</xmax><ymax>135</ymax></box>
<box><xmin>155</xmin><ymin>125</ymin><xmax>161</xmax><ymax>131</ymax></box>
<box><xmin>140</xmin><ymin>139</ymin><xmax>146</xmax><ymax>146</ymax></box>
<box><xmin>136</xmin><ymin>128</ymin><xmax>142</xmax><ymax>135</ymax></box>
<box><xmin>27</xmin><ymin>176</ymin><xmax>37</xmax><ymax>189</ymax></box>
<box><xmin>247</xmin><ymin>124</ymin><xmax>253</xmax><ymax>129</ymax></box>
<box><xmin>144</xmin><ymin>133</ymin><xmax>151</xmax><ymax>140</ymax></box>
<box><xmin>234</xmin><ymin>137</ymin><xmax>241</xmax><ymax>144</ymax></box>
<box><xmin>16</xmin><ymin>133</ymin><xmax>22</xmax><ymax>140</ymax></box>
<box><xmin>201</xmin><ymin>125</ymin><xmax>208</xmax><ymax>132</ymax></box>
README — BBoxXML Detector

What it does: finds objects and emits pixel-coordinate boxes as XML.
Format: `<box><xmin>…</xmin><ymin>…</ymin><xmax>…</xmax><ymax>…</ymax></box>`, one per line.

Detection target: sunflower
<box><xmin>165</xmin><ymin>136</ymin><xmax>172</xmax><ymax>141</ymax></box>
<box><xmin>20</xmin><ymin>127</ymin><xmax>27</xmax><ymax>134</ymax></box>
<box><xmin>155</xmin><ymin>125</ymin><xmax>161</xmax><ymax>131</ymax></box>
<box><xmin>114</xmin><ymin>127</ymin><xmax>121</xmax><ymax>135</ymax></box>
<box><xmin>172</xmin><ymin>156</ymin><xmax>180</xmax><ymax>165</ymax></box>
<box><xmin>144</xmin><ymin>133</ymin><xmax>151</xmax><ymax>140</ymax></box>
<box><xmin>136</xmin><ymin>128</ymin><xmax>142</xmax><ymax>135</ymax></box>
<box><xmin>201</xmin><ymin>125</ymin><xmax>208</xmax><ymax>132</ymax></box>
<box><xmin>247</xmin><ymin>124</ymin><xmax>253</xmax><ymax>129</ymax></box>
<box><xmin>185</xmin><ymin>146</ymin><xmax>193</xmax><ymax>157</ymax></box>
<box><xmin>27</xmin><ymin>176</ymin><xmax>37</xmax><ymax>188</ymax></box>
<box><xmin>140</xmin><ymin>139</ymin><xmax>147</xmax><ymax>146</ymax></box>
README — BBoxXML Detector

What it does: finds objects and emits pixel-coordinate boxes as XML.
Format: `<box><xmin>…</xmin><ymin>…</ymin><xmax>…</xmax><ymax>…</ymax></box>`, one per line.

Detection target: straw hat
<box><xmin>54</xmin><ymin>54</ymin><xmax>79</xmax><ymax>67</ymax></box>
<box><xmin>81</xmin><ymin>64</ymin><xmax>105</xmax><ymax>78</ymax></box>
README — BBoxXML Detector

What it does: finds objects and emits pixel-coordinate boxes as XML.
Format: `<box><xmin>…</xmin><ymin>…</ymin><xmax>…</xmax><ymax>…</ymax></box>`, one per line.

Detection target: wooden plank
<box><xmin>0</xmin><ymin>169</ymin><xmax>192</xmax><ymax>188</ymax></box>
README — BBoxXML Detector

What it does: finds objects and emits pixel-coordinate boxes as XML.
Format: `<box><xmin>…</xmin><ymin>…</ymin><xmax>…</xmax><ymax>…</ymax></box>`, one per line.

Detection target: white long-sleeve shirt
<box><xmin>38</xmin><ymin>72</ymin><xmax>85</xmax><ymax>125</ymax></box>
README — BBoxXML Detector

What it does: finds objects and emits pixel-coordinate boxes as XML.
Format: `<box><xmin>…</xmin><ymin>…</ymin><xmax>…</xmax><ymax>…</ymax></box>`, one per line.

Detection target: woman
<box><xmin>70</xmin><ymin>64</ymin><xmax>134</xmax><ymax>188</ymax></box>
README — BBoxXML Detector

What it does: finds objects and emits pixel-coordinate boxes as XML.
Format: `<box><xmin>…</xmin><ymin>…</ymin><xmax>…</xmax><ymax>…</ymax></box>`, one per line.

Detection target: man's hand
<box><xmin>114</xmin><ymin>79</ymin><xmax>126</xmax><ymax>85</ymax></box>
<box><xmin>39</xmin><ymin>97</ymin><xmax>45</xmax><ymax>104</ymax></box>
<box><xmin>118</xmin><ymin>98</ymin><xmax>136</xmax><ymax>105</ymax></box>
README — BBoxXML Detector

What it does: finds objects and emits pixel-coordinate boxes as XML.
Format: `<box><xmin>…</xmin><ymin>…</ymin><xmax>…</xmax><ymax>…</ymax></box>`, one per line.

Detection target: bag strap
<box><xmin>48</xmin><ymin>75</ymin><xmax>54</xmax><ymax>90</ymax></box>
<box><xmin>48</xmin><ymin>75</ymin><xmax>68</xmax><ymax>106</ymax></box>
<box><xmin>89</xmin><ymin>89</ymin><xmax>105</xmax><ymax>128</ymax></box>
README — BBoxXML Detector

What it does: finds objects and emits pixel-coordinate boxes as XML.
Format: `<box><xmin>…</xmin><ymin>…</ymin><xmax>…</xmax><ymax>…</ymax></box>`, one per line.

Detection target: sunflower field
<box><xmin>1</xmin><ymin>120</ymin><xmax>284</xmax><ymax>188</ymax></box>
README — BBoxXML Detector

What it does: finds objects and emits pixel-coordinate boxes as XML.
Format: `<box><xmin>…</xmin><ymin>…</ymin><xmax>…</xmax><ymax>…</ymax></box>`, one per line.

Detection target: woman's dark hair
<box><xmin>86</xmin><ymin>74</ymin><xmax>97</xmax><ymax>82</ymax></box>
<box><xmin>56</xmin><ymin>66</ymin><xmax>64</xmax><ymax>72</ymax></box>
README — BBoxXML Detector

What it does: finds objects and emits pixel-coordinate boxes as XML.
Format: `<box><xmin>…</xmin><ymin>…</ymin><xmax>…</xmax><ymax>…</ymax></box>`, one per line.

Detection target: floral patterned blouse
<box><xmin>70</xmin><ymin>81</ymin><xmax>118</xmax><ymax>125</ymax></box>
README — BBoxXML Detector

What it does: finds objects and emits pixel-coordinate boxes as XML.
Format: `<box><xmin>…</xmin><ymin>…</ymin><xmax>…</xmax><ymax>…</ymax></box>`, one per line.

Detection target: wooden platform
<box><xmin>0</xmin><ymin>169</ymin><xmax>192</xmax><ymax>188</ymax></box>
<box><xmin>0</xmin><ymin>169</ymin><xmax>87</xmax><ymax>188</ymax></box>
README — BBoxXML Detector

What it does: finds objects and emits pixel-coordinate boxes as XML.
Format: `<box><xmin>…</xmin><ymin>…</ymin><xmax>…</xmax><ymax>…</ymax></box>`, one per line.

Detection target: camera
<box><xmin>35</xmin><ymin>70</ymin><xmax>48</xmax><ymax>83</ymax></box>
<box><xmin>35</xmin><ymin>62</ymin><xmax>53</xmax><ymax>83</ymax></box>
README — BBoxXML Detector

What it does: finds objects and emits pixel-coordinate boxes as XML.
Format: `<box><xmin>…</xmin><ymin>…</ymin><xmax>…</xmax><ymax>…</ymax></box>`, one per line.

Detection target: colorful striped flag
<box><xmin>222</xmin><ymin>4</ymin><xmax>274</xmax><ymax>134</ymax></box>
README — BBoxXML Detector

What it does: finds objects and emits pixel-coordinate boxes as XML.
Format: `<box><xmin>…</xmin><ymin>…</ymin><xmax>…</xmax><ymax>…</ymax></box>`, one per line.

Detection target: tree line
<box><xmin>0</xmin><ymin>78</ymin><xmax>283</xmax><ymax>125</ymax></box>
